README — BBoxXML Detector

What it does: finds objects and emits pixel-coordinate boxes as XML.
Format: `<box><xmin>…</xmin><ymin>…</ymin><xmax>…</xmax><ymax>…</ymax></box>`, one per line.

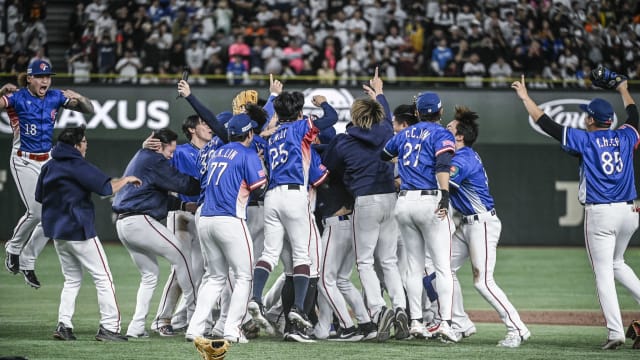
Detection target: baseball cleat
<box><xmin>453</xmin><ymin>324</ymin><xmax>477</xmax><ymax>341</ymax></box>
<box><xmin>431</xmin><ymin>321</ymin><xmax>458</xmax><ymax>343</ymax></box>
<box><xmin>53</xmin><ymin>322</ymin><xmax>76</xmax><ymax>341</ymax></box>
<box><xmin>224</xmin><ymin>333</ymin><xmax>249</xmax><ymax>344</ymax></box>
<box><xmin>410</xmin><ymin>320</ymin><xmax>432</xmax><ymax>339</ymax></box>
<box><xmin>96</xmin><ymin>325</ymin><xmax>128</xmax><ymax>341</ymax></box>
<box><xmin>375</xmin><ymin>306</ymin><xmax>395</xmax><ymax>342</ymax></box>
<box><xmin>601</xmin><ymin>338</ymin><xmax>624</xmax><ymax>350</ymax></box>
<box><xmin>126</xmin><ymin>330</ymin><xmax>150</xmax><ymax>339</ymax></box>
<box><xmin>394</xmin><ymin>308</ymin><xmax>410</xmax><ymax>340</ymax></box>
<box><xmin>328</xmin><ymin>326</ymin><xmax>364</xmax><ymax>342</ymax></box>
<box><xmin>5</xmin><ymin>253</ymin><xmax>19</xmax><ymax>274</ymax></box>
<box><xmin>288</xmin><ymin>306</ymin><xmax>313</xmax><ymax>329</ymax></box>
<box><xmin>284</xmin><ymin>328</ymin><xmax>316</xmax><ymax>343</ymax></box>
<box><xmin>248</xmin><ymin>299</ymin><xmax>275</xmax><ymax>335</ymax></box>
<box><xmin>357</xmin><ymin>322</ymin><xmax>377</xmax><ymax>341</ymax></box>
<box><xmin>21</xmin><ymin>270</ymin><xmax>41</xmax><ymax>288</ymax></box>
<box><xmin>498</xmin><ymin>330</ymin><xmax>530</xmax><ymax>348</ymax></box>
<box><xmin>156</xmin><ymin>324</ymin><xmax>176</xmax><ymax>337</ymax></box>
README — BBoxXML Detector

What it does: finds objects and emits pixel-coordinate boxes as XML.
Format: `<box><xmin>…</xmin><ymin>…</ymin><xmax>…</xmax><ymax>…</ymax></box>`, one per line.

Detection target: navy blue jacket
<box><xmin>112</xmin><ymin>149</ymin><xmax>200</xmax><ymax>220</ymax></box>
<box><xmin>35</xmin><ymin>142</ymin><xmax>112</xmax><ymax>241</ymax></box>
<box><xmin>322</xmin><ymin>95</ymin><xmax>395</xmax><ymax>197</ymax></box>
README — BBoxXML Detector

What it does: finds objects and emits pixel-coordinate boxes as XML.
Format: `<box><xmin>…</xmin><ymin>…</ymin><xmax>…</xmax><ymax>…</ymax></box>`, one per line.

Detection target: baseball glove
<box><xmin>242</xmin><ymin>319</ymin><xmax>260</xmax><ymax>339</ymax></box>
<box><xmin>591</xmin><ymin>65</ymin><xmax>627</xmax><ymax>90</ymax></box>
<box><xmin>232</xmin><ymin>89</ymin><xmax>258</xmax><ymax>115</ymax></box>
<box><xmin>626</xmin><ymin>319</ymin><xmax>640</xmax><ymax>349</ymax></box>
<box><xmin>194</xmin><ymin>337</ymin><xmax>230</xmax><ymax>360</ymax></box>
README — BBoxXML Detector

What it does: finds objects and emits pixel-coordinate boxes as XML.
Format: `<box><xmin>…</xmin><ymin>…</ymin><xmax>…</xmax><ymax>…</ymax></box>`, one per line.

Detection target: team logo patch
<box><xmin>450</xmin><ymin>165</ymin><xmax>459</xmax><ymax>178</ymax></box>
<box><xmin>258</xmin><ymin>169</ymin><xmax>265</xmax><ymax>177</ymax></box>
<box><xmin>40</xmin><ymin>63</ymin><xmax>49</xmax><ymax>72</ymax></box>
<box><xmin>442</xmin><ymin>140</ymin><xmax>455</xmax><ymax>148</ymax></box>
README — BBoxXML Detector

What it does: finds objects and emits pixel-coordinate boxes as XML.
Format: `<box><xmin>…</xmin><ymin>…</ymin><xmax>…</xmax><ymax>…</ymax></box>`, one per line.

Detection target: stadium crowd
<box><xmin>1</xmin><ymin>0</ymin><xmax>640</xmax><ymax>87</ymax></box>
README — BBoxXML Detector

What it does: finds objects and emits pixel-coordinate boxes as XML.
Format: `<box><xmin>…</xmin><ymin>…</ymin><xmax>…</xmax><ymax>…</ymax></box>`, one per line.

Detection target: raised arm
<box><xmin>363</xmin><ymin>67</ymin><xmax>391</xmax><ymax>126</ymax></box>
<box><xmin>179</xmin><ymin>79</ymin><xmax>229</xmax><ymax>143</ymax></box>
<box><xmin>617</xmin><ymin>81</ymin><xmax>639</xmax><ymax>130</ymax></box>
<box><xmin>511</xmin><ymin>74</ymin><xmax>563</xmax><ymax>141</ymax></box>
<box><xmin>0</xmin><ymin>83</ymin><xmax>17</xmax><ymax>111</ymax></box>
<box><xmin>310</xmin><ymin>95</ymin><xmax>338</xmax><ymax>130</ymax></box>
<box><xmin>62</xmin><ymin>89</ymin><xmax>95</xmax><ymax>114</ymax></box>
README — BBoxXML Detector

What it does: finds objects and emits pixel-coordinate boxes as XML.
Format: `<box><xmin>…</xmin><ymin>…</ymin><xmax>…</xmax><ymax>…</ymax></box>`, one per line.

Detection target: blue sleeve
<box><xmin>312</xmin><ymin>102</ymin><xmax>338</xmax><ymax>131</ymax></box>
<box><xmin>245</xmin><ymin>152</ymin><xmax>267</xmax><ymax>190</ymax></box>
<box><xmin>75</xmin><ymin>160</ymin><xmax>113</xmax><ymax>196</ymax></box>
<box><xmin>449</xmin><ymin>155</ymin><xmax>466</xmax><ymax>189</ymax></box>
<box><xmin>151</xmin><ymin>158</ymin><xmax>200</xmax><ymax>195</ymax></box>
<box><xmin>185</xmin><ymin>94</ymin><xmax>228</xmax><ymax>143</ymax></box>
<box><xmin>376</xmin><ymin>94</ymin><xmax>392</xmax><ymax>127</ymax></box>
<box><xmin>322</xmin><ymin>135</ymin><xmax>344</xmax><ymax>174</ymax></box>
<box><xmin>382</xmin><ymin>132</ymin><xmax>401</xmax><ymax>160</ymax></box>
<box><xmin>262</xmin><ymin>94</ymin><xmax>277</xmax><ymax>131</ymax></box>
<box><xmin>434</xmin><ymin>129</ymin><xmax>456</xmax><ymax>156</ymax></box>
<box><xmin>55</xmin><ymin>89</ymin><xmax>70</xmax><ymax>108</ymax></box>
<box><xmin>561</xmin><ymin>127</ymin><xmax>585</xmax><ymax>154</ymax></box>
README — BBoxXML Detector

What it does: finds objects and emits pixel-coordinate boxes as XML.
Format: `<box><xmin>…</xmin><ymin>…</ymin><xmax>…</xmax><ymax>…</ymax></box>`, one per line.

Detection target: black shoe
<box><xmin>157</xmin><ymin>324</ymin><xmax>176</xmax><ymax>337</ymax></box>
<box><xmin>394</xmin><ymin>307</ymin><xmax>410</xmax><ymax>340</ymax></box>
<box><xmin>287</xmin><ymin>306</ymin><xmax>312</xmax><ymax>329</ymax></box>
<box><xmin>5</xmin><ymin>253</ymin><xmax>19</xmax><ymax>274</ymax></box>
<box><xmin>376</xmin><ymin>306</ymin><xmax>394</xmax><ymax>342</ymax></box>
<box><xmin>95</xmin><ymin>325</ymin><xmax>128</xmax><ymax>341</ymax></box>
<box><xmin>21</xmin><ymin>270</ymin><xmax>41</xmax><ymax>288</ymax></box>
<box><xmin>53</xmin><ymin>322</ymin><xmax>76</xmax><ymax>341</ymax></box>
<box><xmin>242</xmin><ymin>319</ymin><xmax>260</xmax><ymax>339</ymax></box>
<box><xmin>328</xmin><ymin>326</ymin><xmax>364</xmax><ymax>342</ymax></box>
<box><xmin>357</xmin><ymin>322</ymin><xmax>377</xmax><ymax>341</ymax></box>
<box><xmin>284</xmin><ymin>323</ymin><xmax>316</xmax><ymax>343</ymax></box>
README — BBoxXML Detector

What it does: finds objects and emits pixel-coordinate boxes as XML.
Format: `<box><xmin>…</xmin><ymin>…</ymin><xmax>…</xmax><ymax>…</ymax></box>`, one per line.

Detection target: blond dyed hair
<box><xmin>350</xmin><ymin>98</ymin><xmax>385</xmax><ymax>130</ymax></box>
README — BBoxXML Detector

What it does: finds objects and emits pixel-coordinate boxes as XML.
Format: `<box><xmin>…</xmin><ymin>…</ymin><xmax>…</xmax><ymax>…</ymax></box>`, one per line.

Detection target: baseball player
<box><xmin>35</xmin><ymin>126</ymin><xmax>139</xmax><ymax>342</ymax></box>
<box><xmin>248</xmin><ymin>90</ymin><xmax>321</xmax><ymax>340</ymax></box>
<box><xmin>186</xmin><ymin>114</ymin><xmax>267</xmax><ymax>344</ymax></box>
<box><xmin>314</xmin><ymin>137</ymin><xmax>377</xmax><ymax>341</ymax></box>
<box><xmin>382</xmin><ymin>91</ymin><xmax>458</xmax><ymax>342</ymax></box>
<box><xmin>112</xmin><ymin>128</ymin><xmax>201</xmax><ymax>338</ymax></box>
<box><xmin>512</xmin><ymin>74</ymin><xmax>640</xmax><ymax>350</ymax></box>
<box><xmin>322</xmin><ymin>68</ymin><xmax>407</xmax><ymax>342</ymax></box>
<box><xmin>151</xmin><ymin>115</ymin><xmax>212</xmax><ymax>336</ymax></box>
<box><xmin>1</xmin><ymin>60</ymin><xmax>94</xmax><ymax>288</ymax></box>
<box><xmin>445</xmin><ymin>106</ymin><xmax>530</xmax><ymax>347</ymax></box>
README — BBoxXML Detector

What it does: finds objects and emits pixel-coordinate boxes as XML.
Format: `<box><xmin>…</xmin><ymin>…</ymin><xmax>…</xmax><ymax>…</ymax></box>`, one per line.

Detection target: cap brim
<box><xmin>578</xmin><ymin>104</ymin><xmax>588</xmax><ymax>112</ymax></box>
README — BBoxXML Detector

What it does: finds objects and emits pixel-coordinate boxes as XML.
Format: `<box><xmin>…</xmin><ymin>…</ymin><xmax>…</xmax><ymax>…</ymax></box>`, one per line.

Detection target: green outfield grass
<box><xmin>1</xmin><ymin>244</ymin><xmax>639</xmax><ymax>359</ymax></box>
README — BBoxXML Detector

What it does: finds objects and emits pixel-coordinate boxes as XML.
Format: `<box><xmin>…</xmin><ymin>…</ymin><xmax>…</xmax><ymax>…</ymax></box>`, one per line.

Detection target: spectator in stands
<box><xmin>68</xmin><ymin>52</ymin><xmax>92</xmax><ymax>84</ymax></box>
<box><xmin>317</xmin><ymin>59</ymin><xmax>336</xmax><ymax>85</ymax></box>
<box><xmin>228</xmin><ymin>35</ymin><xmax>250</xmax><ymax>70</ymax></box>
<box><xmin>488</xmin><ymin>56</ymin><xmax>512</xmax><ymax>88</ymax></box>
<box><xmin>346</xmin><ymin>9</ymin><xmax>368</xmax><ymax>39</ymax></box>
<box><xmin>185</xmin><ymin>40</ymin><xmax>206</xmax><ymax>84</ymax></box>
<box><xmin>385</xmin><ymin>1</ymin><xmax>407</xmax><ymax>31</ymax></box>
<box><xmin>262</xmin><ymin>37</ymin><xmax>284</xmax><ymax>75</ymax></box>
<box><xmin>226</xmin><ymin>54</ymin><xmax>249</xmax><ymax>85</ymax></box>
<box><xmin>433</xmin><ymin>3</ymin><xmax>455</xmax><ymax>32</ymax></box>
<box><xmin>287</xmin><ymin>16</ymin><xmax>306</xmax><ymax>42</ymax></box>
<box><xmin>69</xmin><ymin>2</ymin><xmax>88</xmax><ymax>43</ymax></box>
<box><xmin>283</xmin><ymin>39</ymin><xmax>305</xmax><ymax>74</ymax></box>
<box><xmin>431</xmin><ymin>38</ymin><xmax>453</xmax><ymax>76</ymax></box>
<box><xmin>558</xmin><ymin>47</ymin><xmax>579</xmax><ymax>87</ymax></box>
<box><xmin>456</xmin><ymin>3</ymin><xmax>476</xmax><ymax>34</ymax></box>
<box><xmin>95</xmin><ymin>9</ymin><xmax>116</xmax><ymax>42</ymax></box>
<box><xmin>331</xmin><ymin>10</ymin><xmax>349</xmax><ymax>48</ymax></box>
<box><xmin>462</xmin><ymin>53</ymin><xmax>486</xmax><ymax>88</ymax></box>
<box><xmin>335</xmin><ymin>50</ymin><xmax>361</xmax><ymax>86</ymax></box>
<box><xmin>214</xmin><ymin>0</ymin><xmax>233</xmax><ymax>35</ymax></box>
<box><xmin>8</xmin><ymin>22</ymin><xmax>27</xmax><ymax>54</ymax></box>
<box><xmin>85</xmin><ymin>0</ymin><xmax>106</xmax><ymax>23</ymax></box>
<box><xmin>385</xmin><ymin>25</ymin><xmax>405</xmax><ymax>51</ymax></box>
<box><xmin>0</xmin><ymin>46</ymin><xmax>15</xmax><ymax>74</ymax></box>
<box><xmin>97</xmin><ymin>35</ymin><xmax>117</xmax><ymax>83</ymax></box>
<box><xmin>115</xmin><ymin>48</ymin><xmax>142</xmax><ymax>84</ymax></box>
<box><xmin>167</xmin><ymin>40</ymin><xmax>186</xmax><ymax>75</ymax></box>
<box><xmin>311</xmin><ymin>10</ymin><xmax>331</xmax><ymax>46</ymax></box>
<box><xmin>12</xmin><ymin>51</ymin><xmax>29</xmax><ymax>74</ymax></box>
<box><xmin>364</xmin><ymin>0</ymin><xmax>386</xmax><ymax>36</ymax></box>
<box><xmin>203</xmin><ymin>53</ymin><xmax>225</xmax><ymax>81</ymax></box>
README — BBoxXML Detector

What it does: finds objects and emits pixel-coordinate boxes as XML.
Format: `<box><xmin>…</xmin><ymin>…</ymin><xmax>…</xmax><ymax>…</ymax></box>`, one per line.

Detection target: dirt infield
<box><xmin>468</xmin><ymin>310</ymin><xmax>640</xmax><ymax>326</ymax></box>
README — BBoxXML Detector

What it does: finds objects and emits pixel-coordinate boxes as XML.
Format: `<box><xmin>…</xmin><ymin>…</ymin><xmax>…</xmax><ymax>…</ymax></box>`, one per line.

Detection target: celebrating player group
<box><xmin>3</xmin><ymin>60</ymin><xmax>640</xmax><ymax>354</ymax></box>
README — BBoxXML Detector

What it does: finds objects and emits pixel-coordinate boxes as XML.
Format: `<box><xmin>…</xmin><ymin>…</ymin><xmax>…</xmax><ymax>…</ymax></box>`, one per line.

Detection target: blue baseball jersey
<box><xmin>561</xmin><ymin>125</ymin><xmax>639</xmax><ymax>204</ymax></box>
<box><xmin>196</xmin><ymin>138</ymin><xmax>225</xmax><ymax>204</ymax></box>
<box><xmin>171</xmin><ymin>143</ymin><xmax>201</xmax><ymax>202</ymax></box>
<box><xmin>4</xmin><ymin>88</ymin><xmax>69</xmax><ymax>153</ymax></box>
<box><xmin>266</xmin><ymin>117</ymin><xmax>318</xmax><ymax>190</ymax></box>
<box><xmin>448</xmin><ymin>146</ymin><xmax>495</xmax><ymax>216</ymax></box>
<box><xmin>383</xmin><ymin>122</ymin><xmax>455</xmax><ymax>190</ymax></box>
<box><xmin>200</xmin><ymin>141</ymin><xmax>267</xmax><ymax>218</ymax></box>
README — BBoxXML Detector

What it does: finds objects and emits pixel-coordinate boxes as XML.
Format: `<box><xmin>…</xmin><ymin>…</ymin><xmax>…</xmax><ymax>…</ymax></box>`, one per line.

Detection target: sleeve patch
<box><xmin>449</xmin><ymin>165</ymin><xmax>459</xmax><ymax>178</ymax></box>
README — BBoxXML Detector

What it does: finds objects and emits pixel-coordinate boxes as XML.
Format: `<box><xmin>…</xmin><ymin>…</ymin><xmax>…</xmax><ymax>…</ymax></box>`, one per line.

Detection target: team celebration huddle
<box><xmin>2</xmin><ymin>59</ymin><xmax>640</xmax><ymax>357</ymax></box>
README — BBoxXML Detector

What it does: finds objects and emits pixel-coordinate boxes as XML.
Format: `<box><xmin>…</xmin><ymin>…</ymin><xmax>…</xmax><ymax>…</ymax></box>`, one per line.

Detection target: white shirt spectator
<box><xmin>115</xmin><ymin>52</ymin><xmax>142</xmax><ymax>83</ymax></box>
<box><xmin>185</xmin><ymin>44</ymin><xmax>206</xmax><ymax>72</ymax></box>
<box><xmin>262</xmin><ymin>44</ymin><xmax>285</xmax><ymax>75</ymax></box>
<box><xmin>336</xmin><ymin>53</ymin><xmax>362</xmax><ymax>86</ymax></box>
<box><xmin>331</xmin><ymin>16</ymin><xmax>349</xmax><ymax>48</ymax></box>
<box><xmin>433</xmin><ymin>5</ymin><xmax>455</xmax><ymax>28</ymax></box>
<box><xmin>488</xmin><ymin>58</ymin><xmax>513</xmax><ymax>87</ymax></box>
<box><xmin>364</xmin><ymin>3</ymin><xmax>386</xmax><ymax>36</ymax></box>
<box><xmin>385</xmin><ymin>34</ymin><xmax>405</xmax><ymax>50</ymax></box>
<box><xmin>95</xmin><ymin>11</ymin><xmax>116</xmax><ymax>41</ymax></box>
<box><xmin>287</xmin><ymin>18</ymin><xmax>307</xmax><ymax>42</ymax></box>
<box><xmin>346</xmin><ymin>16</ymin><xmax>368</xmax><ymax>37</ymax></box>
<box><xmin>456</xmin><ymin>10</ymin><xmax>477</xmax><ymax>33</ymax></box>
<box><xmin>463</xmin><ymin>54</ymin><xmax>486</xmax><ymax>88</ymax></box>
<box><xmin>256</xmin><ymin>7</ymin><xmax>274</xmax><ymax>26</ymax></box>
<box><xmin>85</xmin><ymin>0</ymin><xmax>106</xmax><ymax>22</ymax></box>
<box><xmin>308</xmin><ymin>0</ymin><xmax>327</xmax><ymax>18</ymax></box>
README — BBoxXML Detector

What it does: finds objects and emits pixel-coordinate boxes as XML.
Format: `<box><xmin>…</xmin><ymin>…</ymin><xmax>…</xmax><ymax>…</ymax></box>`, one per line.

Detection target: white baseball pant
<box><xmin>247</xmin><ymin>203</ymin><xmax>265</xmax><ymax>264</ymax></box>
<box><xmin>188</xmin><ymin>216</ymin><xmax>253</xmax><ymax>339</ymax></box>
<box><xmin>353</xmin><ymin>193</ymin><xmax>405</xmax><ymax>318</ymax></box>
<box><xmin>395</xmin><ymin>190</ymin><xmax>453</xmax><ymax>322</ymax></box>
<box><xmin>54</xmin><ymin>237</ymin><xmax>121</xmax><ymax>333</ymax></box>
<box><xmin>584</xmin><ymin>202</ymin><xmax>640</xmax><ymax>341</ymax></box>
<box><xmin>153</xmin><ymin>210</ymin><xmax>204</xmax><ymax>330</ymax></box>
<box><xmin>116</xmin><ymin>215</ymin><xmax>197</xmax><ymax>336</ymax></box>
<box><xmin>318</xmin><ymin>215</ymin><xmax>371</xmax><ymax>331</ymax></box>
<box><xmin>451</xmin><ymin>211</ymin><xmax>528</xmax><ymax>336</ymax></box>
<box><xmin>6</xmin><ymin>151</ymin><xmax>50</xmax><ymax>270</ymax></box>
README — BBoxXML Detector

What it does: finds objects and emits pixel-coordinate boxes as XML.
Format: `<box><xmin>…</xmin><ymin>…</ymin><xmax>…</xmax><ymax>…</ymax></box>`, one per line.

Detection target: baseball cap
<box><xmin>415</xmin><ymin>92</ymin><xmax>442</xmax><ymax>114</ymax></box>
<box><xmin>28</xmin><ymin>60</ymin><xmax>56</xmax><ymax>76</ymax></box>
<box><xmin>217</xmin><ymin>111</ymin><xmax>233</xmax><ymax>128</ymax></box>
<box><xmin>227</xmin><ymin>113</ymin><xmax>257</xmax><ymax>135</ymax></box>
<box><xmin>579</xmin><ymin>98</ymin><xmax>614</xmax><ymax>125</ymax></box>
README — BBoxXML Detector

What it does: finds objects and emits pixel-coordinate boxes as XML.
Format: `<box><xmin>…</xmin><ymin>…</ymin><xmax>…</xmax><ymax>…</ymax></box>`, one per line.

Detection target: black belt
<box><xmin>248</xmin><ymin>200</ymin><xmax>264</xmax><ymax>206</ymax></box>
<box><xmin>284</xmin><ymin>184</ymin><xmax>301</xmax><ymax>190</ymax></box>
<box><xmin>627</xmin><ymin>200</ymin><xmax>634</xmax><ymax>205</ymax></box>
<box><xmin>462</xmin><ymin>209</ymin><xmax>496</xmax><ymax>225</ymax></box>
<box><xmin>117</xmin><ymin>212</ymin><xmax>146</xmax><ymax>220</ymax></box>
<box><xmin>585</xmin><ymin>200</ymin><xmax>634</xmax><ymax>205</ymax></box>
<box><xmin>398</xmin><ymin>189</ymin><xmax>439</xmax><ymax>197</ymax></box>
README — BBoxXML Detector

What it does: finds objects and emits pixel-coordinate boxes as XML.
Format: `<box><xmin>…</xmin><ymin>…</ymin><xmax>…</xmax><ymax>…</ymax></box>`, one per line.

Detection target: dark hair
<box><xmin>393</xmin><ymin>104</ymin><xmax>418</xmax><ymax>126</ymax></box>
<box><xmin>229</xmin><ymin>132</ymin><xmax>251</xmax><ymax>142</ymax></box>
<box><xmin>245</xmin><ymin>103</ymin><xmax>268</xmax><ymax>133</ymax></box>
<box><xmin>274</xmin><ymin>91</ymin><xmax>305</xmax><ymax>122</ymax></box>
<box><xmin>153</xmin><ymin>128</ymin><xmax>179</xmax><ymax>144</ymax></box>
<box><xmin>418</xmin><ymin>112</ymin><xmax>441</xmax><ymax>122</ymax></box>
<box><xmin>181</xmin><ymin>114</ymin><xmax>200</xmax><ymax>140</ymax></box>
<box><xmin>58</xmin><ymin>125</ymin><xmax>86</xmax><ymax>146</ymax></box>
<box><xmin>453</xmin><ymin>105</ymin><xmax>479</xmax><ymax>146</ymax></box>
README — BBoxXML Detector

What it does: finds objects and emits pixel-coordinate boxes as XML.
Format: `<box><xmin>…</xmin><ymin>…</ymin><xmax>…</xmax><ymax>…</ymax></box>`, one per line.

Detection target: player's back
<box><xmin>266</xmin><ymin>118</ymin><xmax>316</xmax><ymax>189</ymax></box>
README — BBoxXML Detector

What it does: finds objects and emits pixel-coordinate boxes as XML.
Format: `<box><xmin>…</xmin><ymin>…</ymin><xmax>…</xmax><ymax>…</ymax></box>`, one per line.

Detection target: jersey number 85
<box><xmin>601</xmin><ymin>151</ymin><xmax>623</xmax><ymax>175</ymax></box>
